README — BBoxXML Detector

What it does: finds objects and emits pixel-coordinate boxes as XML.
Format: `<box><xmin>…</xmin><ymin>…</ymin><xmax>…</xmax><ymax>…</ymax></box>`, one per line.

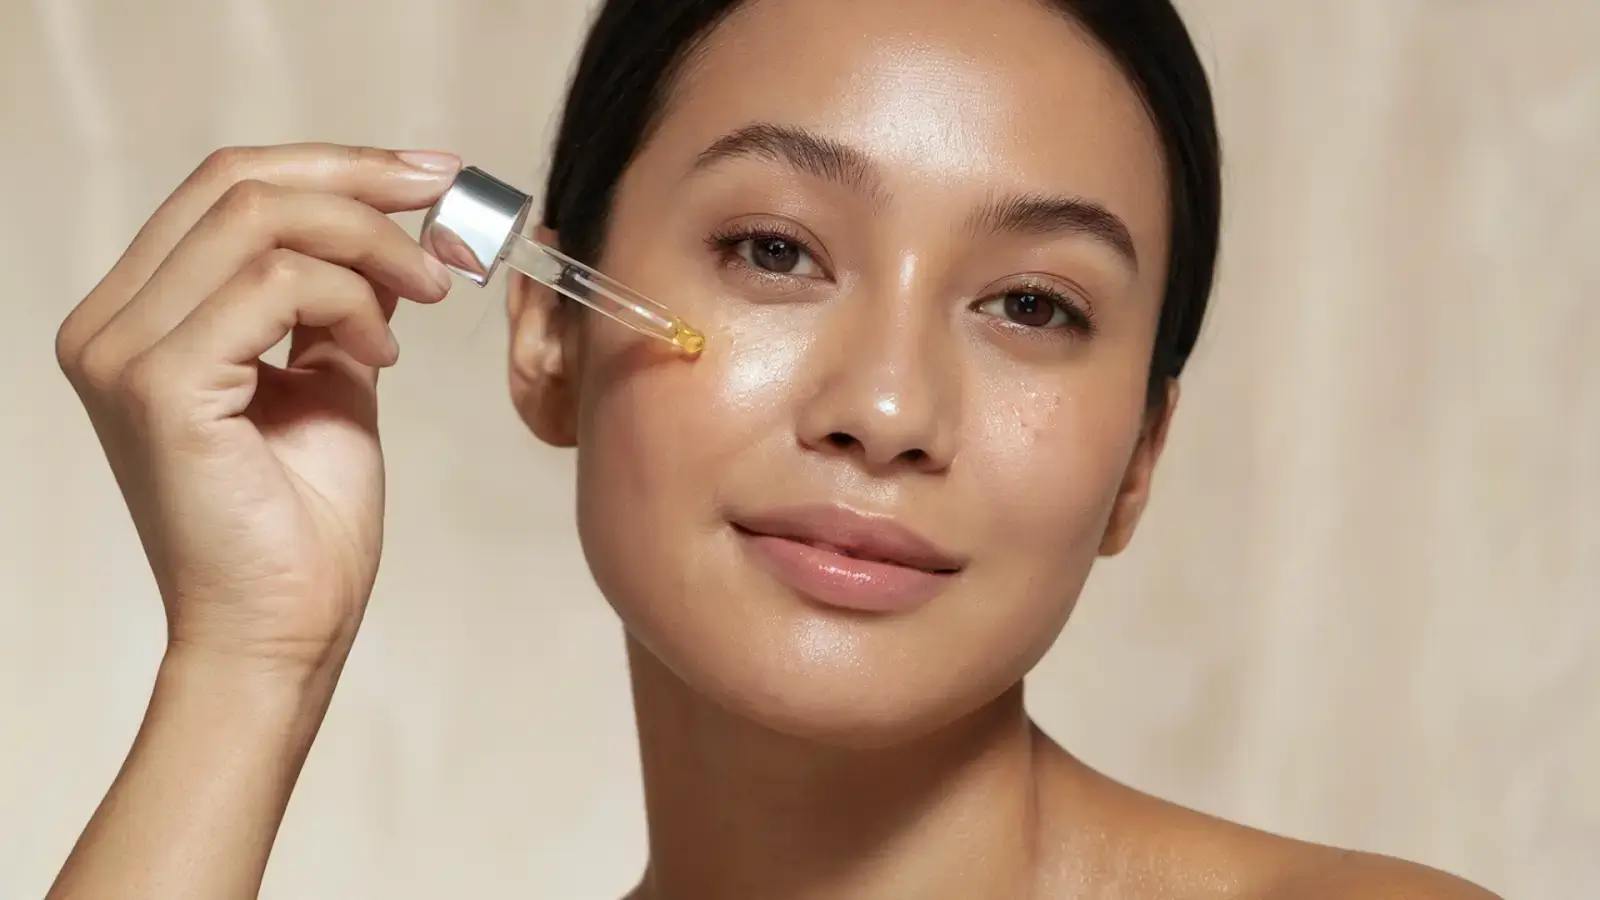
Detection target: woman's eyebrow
<box><xmin>691</xmin><ymin>123</ymin><xmax>889</xmax><ymax>206</ymax></box>
<box><xmin>691</xmin><ymin>123</ymin><xmax>1137</xmax><ymax>272</ymax></box>
<box><xmin>967</xmin><ymin>194</ymin><xmax>1139</xmax><ymax>273</ymax></box>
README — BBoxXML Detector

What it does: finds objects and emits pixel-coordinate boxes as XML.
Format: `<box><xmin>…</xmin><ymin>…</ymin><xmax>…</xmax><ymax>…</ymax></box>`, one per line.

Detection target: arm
<box><xmin>46</xmin><ymin>650</ymin><xmax>338</xmax><ymax>900</ymax></box>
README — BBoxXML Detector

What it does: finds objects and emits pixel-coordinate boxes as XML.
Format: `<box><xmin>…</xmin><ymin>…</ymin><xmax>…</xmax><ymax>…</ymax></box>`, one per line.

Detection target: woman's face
<box><xmin>510</xmin><ymin>0</ymin><xmax>1174</xmax><ymax>746</ymax></box>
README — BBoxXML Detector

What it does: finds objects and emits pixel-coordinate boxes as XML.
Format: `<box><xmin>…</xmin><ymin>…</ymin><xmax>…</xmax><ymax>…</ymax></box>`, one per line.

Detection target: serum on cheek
<box><xmin>713</xmin><ymin>316</ymin><xmax>817</xmax><ymax>414</ymax></box>
<box><xmin>419</xmin><ymin>166</ymin><xmax>706</xmax><ymax>356</ymax></box>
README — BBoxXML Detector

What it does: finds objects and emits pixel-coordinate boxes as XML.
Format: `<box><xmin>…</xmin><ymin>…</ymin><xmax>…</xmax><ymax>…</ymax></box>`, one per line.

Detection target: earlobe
<box><xmin>507</xmin><ymin>226</ymin><xmax>580</xmax><ymax>447</ymax></box>
<box><xmin>1098</xmin><ymin>379</ymin><xmax>1180</xmax><ymax>557</ymax></box>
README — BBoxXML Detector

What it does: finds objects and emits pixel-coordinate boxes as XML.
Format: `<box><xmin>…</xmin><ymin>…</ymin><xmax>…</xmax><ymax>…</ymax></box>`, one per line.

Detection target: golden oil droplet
<box><xmin>673</xmin><ymin>325</ymin><xmax>706</xmax><ymax>356</ymax></box>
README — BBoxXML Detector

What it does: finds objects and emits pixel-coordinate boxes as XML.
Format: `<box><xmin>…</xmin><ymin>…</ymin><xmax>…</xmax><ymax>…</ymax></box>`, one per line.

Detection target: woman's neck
<box><xmin>625</xmin><ymin>640</ymin><xmax>1052</xmax><ymax>900</ymax></box>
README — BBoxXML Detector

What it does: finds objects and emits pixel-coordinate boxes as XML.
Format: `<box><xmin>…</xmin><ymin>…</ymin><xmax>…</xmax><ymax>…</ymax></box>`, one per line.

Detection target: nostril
<box><xmin>826</xmin><ymin>432</ymin><xmax>856</xmax><ymax>450</ymax></box>
<box><xmin>900</xmin><ymin>448</ymin><xmax>929</xmax><ymax>465</ymax></box>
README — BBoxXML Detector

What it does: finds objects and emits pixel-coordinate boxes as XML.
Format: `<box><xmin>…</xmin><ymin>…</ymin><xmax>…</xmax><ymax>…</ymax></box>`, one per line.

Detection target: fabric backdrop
<box><xmin>2</xmin><ymin>1</ymin><xmax>1595</xmax><ymax>897</ymax></box>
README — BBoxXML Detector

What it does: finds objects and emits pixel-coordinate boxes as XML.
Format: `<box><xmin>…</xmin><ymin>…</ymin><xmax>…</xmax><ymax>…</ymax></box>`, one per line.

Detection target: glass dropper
<box><xmin>418</xmin><ymin>165</ymin><xmax>704</xmax><ymax>355</ymax></box>
<box><xmin>502</xmin><ymin>236</ymin><xmax>704</xmax><ymax>354</ymax></box>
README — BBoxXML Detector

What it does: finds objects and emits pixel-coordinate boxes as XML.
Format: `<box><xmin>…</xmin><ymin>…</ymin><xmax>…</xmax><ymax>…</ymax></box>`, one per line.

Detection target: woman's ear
<box><xmin>1099</xmin><ymin>379</ymin><xmax>1180</xmax><ymax>557</ymax></box>
<box><xmin>508</xmin><ymin>225</ymin><xmax>580</xmax><ymax>448</ymax></box>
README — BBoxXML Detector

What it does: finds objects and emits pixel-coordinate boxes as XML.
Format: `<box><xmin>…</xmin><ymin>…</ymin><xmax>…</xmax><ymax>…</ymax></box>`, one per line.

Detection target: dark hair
<box><xmin>543</xmin><ymin>0</ymin><xmax>1221</xmax><ymax>408</ymax></box>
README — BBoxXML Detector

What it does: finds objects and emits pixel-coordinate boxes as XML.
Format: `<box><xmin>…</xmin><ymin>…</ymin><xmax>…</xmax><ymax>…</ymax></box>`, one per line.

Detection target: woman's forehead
<box><xmin>643</xmin><ymin>0</ymin><xmax>1170</xmax><ymax>248</ymax></box>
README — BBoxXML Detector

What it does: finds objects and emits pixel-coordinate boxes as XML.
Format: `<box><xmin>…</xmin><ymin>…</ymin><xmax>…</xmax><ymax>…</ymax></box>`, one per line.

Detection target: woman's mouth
<box><xmin>730</xmin><ymin>505</ymin><xmax>963</xmax><ymax>614</ymax></box>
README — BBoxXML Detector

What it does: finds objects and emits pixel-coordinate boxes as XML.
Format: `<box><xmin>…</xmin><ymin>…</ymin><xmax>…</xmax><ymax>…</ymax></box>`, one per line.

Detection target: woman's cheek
<box><xmin>973</xmin><ymin>372</ymin><xmax>1061</xmax><ymax>474</ymax></box>
<box><xmin>970</xmin><ymin>376</ymin><xmax>1137</xmax><ymax>557</ymax></box>
<box><xmin>578</xmin><ymin>306</ymin><xmax>816</xmax><ymax>490</ymax></box>
<box><xmin>702</xmin><ymin>307</ymin><xmax>818</xmax><ymax>417</ymax></box>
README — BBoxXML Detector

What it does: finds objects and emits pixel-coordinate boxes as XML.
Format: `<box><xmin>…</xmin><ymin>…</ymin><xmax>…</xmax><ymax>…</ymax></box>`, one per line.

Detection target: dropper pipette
<box><xmin>418</xmin><ymin>166</ymin><xmax>704</xmax><ymax>355</ymax></box>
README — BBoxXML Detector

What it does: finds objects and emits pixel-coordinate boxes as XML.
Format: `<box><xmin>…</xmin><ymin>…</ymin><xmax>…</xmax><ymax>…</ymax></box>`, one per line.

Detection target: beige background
<box><xmin>2</xmin><ymin>1</ymin><xmax>1596</xmax><ymax>898</ymax></box>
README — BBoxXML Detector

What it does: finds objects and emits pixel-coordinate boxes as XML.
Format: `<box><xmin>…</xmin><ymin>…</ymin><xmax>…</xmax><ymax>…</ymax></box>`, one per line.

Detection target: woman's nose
<box><xmin>793</xmin><ymin>296</ymin><xmax>960</xmax><ymax>476</ymax></box>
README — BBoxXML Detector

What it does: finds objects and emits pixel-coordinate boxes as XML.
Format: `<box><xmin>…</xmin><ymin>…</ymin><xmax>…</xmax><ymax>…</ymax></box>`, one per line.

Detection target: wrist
<box><xmin>154</xmin><ymin>641</ymin><xmax>345</xmax><ymax>737</ymax></box>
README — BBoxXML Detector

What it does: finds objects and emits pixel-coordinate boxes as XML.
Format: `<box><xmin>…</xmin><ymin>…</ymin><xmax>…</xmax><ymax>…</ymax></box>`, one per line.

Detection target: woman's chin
<box><xmin>592</xmin><ymin>542</ymin><xmax>1041</xmax><ymax>750</ymax></box>
<box><xmin>624</xmin><ymin>615</ymin><xmax>1018</xmax><ymax>751</ymax></box>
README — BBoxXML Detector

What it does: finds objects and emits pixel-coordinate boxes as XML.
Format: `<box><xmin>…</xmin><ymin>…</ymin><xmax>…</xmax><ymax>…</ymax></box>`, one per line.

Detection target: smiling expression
<box><xmin>510</xmin><ymin>0</ymin><xmax>1174</xmax><ymax>746</ymax></box>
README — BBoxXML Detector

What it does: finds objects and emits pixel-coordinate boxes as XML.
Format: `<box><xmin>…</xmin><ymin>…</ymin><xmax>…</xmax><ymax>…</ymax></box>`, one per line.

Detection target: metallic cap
<box><xmin>418</xmin><ymin>166</ymin><xmax>532</xmax><ymax>285</ymax></box>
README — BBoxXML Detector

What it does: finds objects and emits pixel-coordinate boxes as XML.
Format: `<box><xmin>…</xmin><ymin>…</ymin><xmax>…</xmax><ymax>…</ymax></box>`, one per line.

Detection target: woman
<box><xmin>45</xmin><ymin>0</ymin><xmax>1499</xmax><ymax>897</ymax></box>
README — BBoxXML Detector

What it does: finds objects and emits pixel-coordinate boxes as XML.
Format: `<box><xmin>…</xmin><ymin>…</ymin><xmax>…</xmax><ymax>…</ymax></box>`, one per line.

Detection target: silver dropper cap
<box><xmin>418</xmin><ymin>166</ymin><xmax>533</xmax><ymax>285</ymax></box>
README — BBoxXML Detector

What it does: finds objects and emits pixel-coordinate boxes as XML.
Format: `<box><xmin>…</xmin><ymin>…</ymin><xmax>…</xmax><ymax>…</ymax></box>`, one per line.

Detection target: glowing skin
<box><xmin>32</xmin><ymin>0</ymin><xmax>1498</xmax><ymax>894</ymax></box>
<box><xmin>506</xmin><ymin>1</ymin><xmax>1497</xmax><ymax>897</ymax></box>
<box><xmin>513</xmin><ymin>0</ymin><xmax>1167</xmax><ymax>745</ymax></box>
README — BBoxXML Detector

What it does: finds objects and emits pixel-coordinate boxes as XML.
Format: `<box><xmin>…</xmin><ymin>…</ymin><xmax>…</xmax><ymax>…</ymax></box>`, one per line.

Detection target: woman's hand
<box><xmin>46</xmin><ymin>143</ymin><xmax>462</xmax><ymax>900</ymax></box>
<box><xmin>55</xmin><ymin>143</ymin><xmax>460</xmax><ymax>673</ymax></box>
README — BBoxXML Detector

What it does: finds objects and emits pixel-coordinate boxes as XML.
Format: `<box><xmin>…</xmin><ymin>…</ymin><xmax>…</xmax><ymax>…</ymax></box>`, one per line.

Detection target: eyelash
<box><xmin>704</xmin><ymin>225</ymin><xmax>1095</xmax><ymax>337</ymax></box>
<box><xmin>976</xmin><ymin>280</ymin><xmax>1097</xmax><ymax>338</ymax></box>
<box><xmin>706</xmin><ymin>222</ymin><xmax>829</xmax><ymax>280</ymax></box>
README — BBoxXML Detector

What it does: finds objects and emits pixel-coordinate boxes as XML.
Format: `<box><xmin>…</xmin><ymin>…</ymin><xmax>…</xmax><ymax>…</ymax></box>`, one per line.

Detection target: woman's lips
<box><xmin>739</xmin><ymin>532</ymin><xmax>955</xmax><ymax>613</ymax></box>
<box><xmin>731</xmin><ymin>506</ymin><xmax>963</xmax><ymax>614</ymax></box>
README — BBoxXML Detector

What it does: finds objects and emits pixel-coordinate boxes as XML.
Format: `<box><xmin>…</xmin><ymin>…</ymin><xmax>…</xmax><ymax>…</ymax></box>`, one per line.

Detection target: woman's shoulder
<box><xmin>1032</xmin><ymin>743</ymin><xmax>1500</xmax><ymax>900</ymax></box>
<box><xmin>1255</xmin><ymin>850</ymin><xmax>1502</xmax><ymax>899</ymax></box>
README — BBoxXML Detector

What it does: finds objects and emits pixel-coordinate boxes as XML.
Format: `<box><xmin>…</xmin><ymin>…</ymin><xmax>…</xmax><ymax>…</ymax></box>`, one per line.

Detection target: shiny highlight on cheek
<box><xmin>710</xmin><ymin>311</ymin><xmax>816</xmax><ymax>412</ymax></box>
<box><xmin>981</xmin><ymin>378</ymin><xmax>1065</xmax><ymax>452</ymax></box>
<box><xmin>1015</xmin><ymin>385</ymin><xmax>1063</xmax><ymax>438</ymax></box>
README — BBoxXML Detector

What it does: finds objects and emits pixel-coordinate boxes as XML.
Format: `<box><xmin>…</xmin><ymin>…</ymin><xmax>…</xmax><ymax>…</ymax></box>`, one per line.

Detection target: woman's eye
<box><xmin>732</xmin><ymin>237</ymin><xmax>821</xmax><ymax>277</ymax></box>
<box><xmin>976</xmin><ymin>290</ymin><xmax>1079</xmax><ymax>329</ymax></box>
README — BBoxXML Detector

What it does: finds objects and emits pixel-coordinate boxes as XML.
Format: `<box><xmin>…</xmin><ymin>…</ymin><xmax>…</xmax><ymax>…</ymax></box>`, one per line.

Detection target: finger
<box><xmin>59</xmin><ymin>144</ymin><xmax>458</xmax><ymax>354</ymax></box>
<box><xmin>137</xmin><ymin>250</ymin><xmax>397</xmax><ymax>412</ymax></box>
<box><xmin>95</xmin><ymin>182</ymin><xmax>453</xmax><ymax>367</ymax></box>
<box><xmin>286</xmin><ymin>287</ymin><xmax>401</xmax><ymax>385</ymax></box>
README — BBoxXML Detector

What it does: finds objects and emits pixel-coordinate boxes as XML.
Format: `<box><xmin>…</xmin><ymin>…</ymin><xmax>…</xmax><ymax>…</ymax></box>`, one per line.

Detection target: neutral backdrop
<box><xmin>2</xmin><ymin>1</ymin><xmax>1596</xmax><ymax>898</ymax></box>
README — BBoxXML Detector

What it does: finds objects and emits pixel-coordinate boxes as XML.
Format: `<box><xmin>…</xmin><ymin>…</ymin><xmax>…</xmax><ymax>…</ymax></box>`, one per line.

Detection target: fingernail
<box><xmin>424</xmin><ymin>254</ymin><xmax>455</xmax><ymax>293</ymax></box>
<box><xmin>396</xmin><ymin>150</ymin><xmax>461</xmax><ymax>174</ymax></box>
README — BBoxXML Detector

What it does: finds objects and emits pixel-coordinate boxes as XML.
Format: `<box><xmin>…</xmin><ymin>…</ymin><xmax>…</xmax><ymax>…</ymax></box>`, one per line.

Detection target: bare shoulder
<box><xmin>1032</xmin><ymin>740</ymin><xmax>1498</xmax><ymax>900</ymax></box>
<box><xmin>1261</xmin><ymin>849</ymin><xmax>1503</xmax><ymax>900</ymax></box>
